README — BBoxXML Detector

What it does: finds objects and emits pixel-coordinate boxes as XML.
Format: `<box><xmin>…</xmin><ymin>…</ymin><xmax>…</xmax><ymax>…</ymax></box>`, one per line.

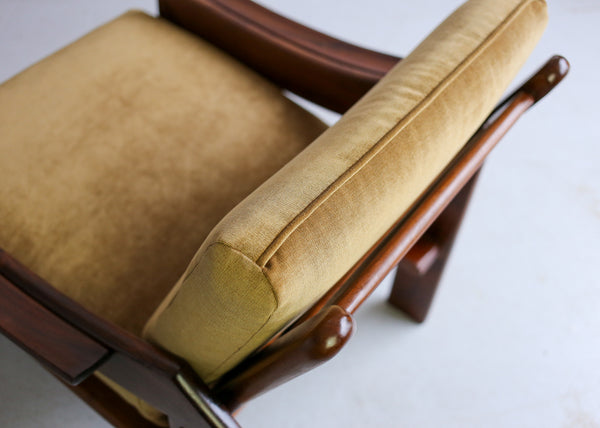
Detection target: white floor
<box><xmin>1</xmin><ymin>0</ymin><xmax>599</xmax><ymax>427</ymax></box>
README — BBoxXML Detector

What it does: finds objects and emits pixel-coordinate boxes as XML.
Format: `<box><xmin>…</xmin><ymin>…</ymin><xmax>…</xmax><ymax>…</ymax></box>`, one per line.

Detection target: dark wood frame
<box><xmin>0</xmin><ymin>0</ymin><xmax>569</xmax><ymax>426</ymax></box>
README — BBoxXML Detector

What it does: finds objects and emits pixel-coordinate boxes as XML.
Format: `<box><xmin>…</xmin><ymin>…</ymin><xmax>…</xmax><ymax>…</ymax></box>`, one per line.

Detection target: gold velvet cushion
<box><xmin>144</xmin><ymin>0</ymin><xmax>548</xmax><ymax>384</ymax></box>
<box><xmin>0</xmin><ymin>11</ymin><xmax>326</xmax><ymax>336</ymax></box>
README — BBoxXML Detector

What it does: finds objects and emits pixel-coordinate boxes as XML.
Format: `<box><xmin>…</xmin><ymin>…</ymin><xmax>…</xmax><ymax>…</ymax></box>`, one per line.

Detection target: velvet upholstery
<box><xmin>144</xmin><ymin>0</ymin><xmax>548</xmax><ymax>384</ymax></box>
<box><xmin>0</xmin><ymin>1</ymin><xmax>549</xmax><ymax>424</ymax></box>
<box><xmin>0</xmin><ymin>11</ymin><xmax>326</xmax><ymax>336</ymax></box>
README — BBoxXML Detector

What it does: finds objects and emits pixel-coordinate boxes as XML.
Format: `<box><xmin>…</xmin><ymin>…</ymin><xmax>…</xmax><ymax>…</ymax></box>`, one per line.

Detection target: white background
<box><xmin>1</xmin><ymin>0</ymin><xmax>599</xmax><ymax>427</ymax></box>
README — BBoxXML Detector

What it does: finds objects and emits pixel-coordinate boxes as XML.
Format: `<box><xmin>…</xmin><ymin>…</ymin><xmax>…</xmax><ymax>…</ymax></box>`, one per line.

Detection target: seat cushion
<box><xmin>0</xmin><ymin>11</ymin><xmax>326</xmax><ymax>336</ymax></box>
<box><xmin>144</xmin><ymin>0</ymin><xmax>548</xmax><ymax>384</ymax></box>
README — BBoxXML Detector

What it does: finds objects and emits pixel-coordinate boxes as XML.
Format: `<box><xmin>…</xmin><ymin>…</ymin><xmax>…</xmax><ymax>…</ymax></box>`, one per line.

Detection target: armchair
<box><xmin>0</xmin><ymin>0</ymin><xmax>568</xmax><ymax>427</ymax></box>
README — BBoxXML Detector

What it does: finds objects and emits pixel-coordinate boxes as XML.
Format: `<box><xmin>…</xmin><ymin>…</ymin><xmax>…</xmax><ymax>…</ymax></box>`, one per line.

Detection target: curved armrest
<box><xmin>158</xmin><ymin>0</ymin><xmax>400</xmax><ymax>112</ymax></box>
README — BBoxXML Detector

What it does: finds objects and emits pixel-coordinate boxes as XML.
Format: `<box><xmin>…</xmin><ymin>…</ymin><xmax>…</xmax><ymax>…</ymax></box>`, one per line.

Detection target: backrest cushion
<box><xmin>144</xmin><ymin>0</ymin><xmax>548</xmax><ymax>383</ymax></box>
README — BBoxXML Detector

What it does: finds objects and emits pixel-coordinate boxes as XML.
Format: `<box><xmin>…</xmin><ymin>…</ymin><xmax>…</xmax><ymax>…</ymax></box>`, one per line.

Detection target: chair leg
<box><xmin>388</xmin><ymin>170</ymin><xmax>481</xmax><ymax>322</ymax></box>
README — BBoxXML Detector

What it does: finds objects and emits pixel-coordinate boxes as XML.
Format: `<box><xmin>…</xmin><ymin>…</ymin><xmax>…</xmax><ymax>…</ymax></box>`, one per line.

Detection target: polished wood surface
<box><xmin>0</xmin><ymin>248</ymin><xmax>178</xmax><ymax>373</ymax></box>
<box><xmin>158</xmin><ymin>0</ymin><xmax>399</xmax><ymax>113</ymax></box>
<box><xmin>0</xmin><ymin>274</ymin><xmax>109</xmax><ymax>384</ymax></box>
<box><xmin>214</xmin><ymin>305</ymin><xmax>355</xmax><ymax>410</ymax></box>
<box><xmin>521</xmin><ymin>55</ymin><xmax>569</xmax><ymax>103</ymax></box>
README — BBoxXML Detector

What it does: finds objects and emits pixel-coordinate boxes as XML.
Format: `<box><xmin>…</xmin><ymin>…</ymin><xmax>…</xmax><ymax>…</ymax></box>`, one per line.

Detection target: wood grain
<box><xmin>0</xmin><ymin>274</ymin><xmax>109</xmax><ymax>385</ymax></box>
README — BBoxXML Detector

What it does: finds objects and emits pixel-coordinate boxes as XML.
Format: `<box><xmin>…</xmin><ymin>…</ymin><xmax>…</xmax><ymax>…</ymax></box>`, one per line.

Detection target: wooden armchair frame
<box><xmin>0</xmin><ymin>0</ymin><xmax>569</xmax><ymax>427</ymax></box>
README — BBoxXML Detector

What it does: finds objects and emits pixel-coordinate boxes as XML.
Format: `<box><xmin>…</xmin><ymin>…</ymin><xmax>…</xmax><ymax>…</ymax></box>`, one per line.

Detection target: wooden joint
<box><xmin>400</xmin><ymin>233</ymin><xmax>440</xmax><ymax>275</ymax></box>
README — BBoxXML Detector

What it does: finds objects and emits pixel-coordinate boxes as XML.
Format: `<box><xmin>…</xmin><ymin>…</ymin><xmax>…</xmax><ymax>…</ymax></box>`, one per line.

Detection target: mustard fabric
<box><xmin>0</xmin><ymin>11</ymin><xmax>326</xmax><ymax>336</ymax></box>
<box><xmin>145</xmin><ymin>0</ymin><xmax>548</xmax><ymax>384</ymax></box>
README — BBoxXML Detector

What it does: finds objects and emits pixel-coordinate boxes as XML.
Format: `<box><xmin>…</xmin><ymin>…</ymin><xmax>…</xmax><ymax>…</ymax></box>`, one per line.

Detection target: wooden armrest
<box><xmin>158</xmin><ymin>0</ymin><xmax>400</xmax><ymax>113</ymax></box>
<box><xmin>0</xmin><ymin>274</ymin><xmax>109</xmax><ymax>385</ymax></box>
<box><xmin>213</xmin><ymin>305</ymin><xmax>355</xmax><ymax>410</ymax></box>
